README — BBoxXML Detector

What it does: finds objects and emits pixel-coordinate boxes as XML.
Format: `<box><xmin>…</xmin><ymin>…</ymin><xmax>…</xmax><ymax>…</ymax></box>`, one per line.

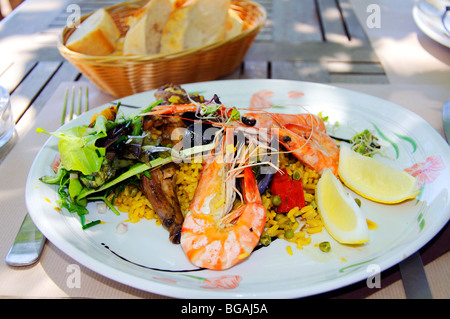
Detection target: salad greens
<box><xmin>37</xmin><ymin>115</ymin><xmax>108</xmax><ymax>175</ymax></box>
<box><xmin>37</xmin><ymin>99</ymin><xmax>213</xmax><ymax>230</ymax></box>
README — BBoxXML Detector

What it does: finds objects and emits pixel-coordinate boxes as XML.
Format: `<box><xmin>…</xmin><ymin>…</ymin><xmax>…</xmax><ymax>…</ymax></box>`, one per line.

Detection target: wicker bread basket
<box><xmin>58</xmin><ymin>0</ymin><xmax>266</xmax><ymax>98</ymax></box>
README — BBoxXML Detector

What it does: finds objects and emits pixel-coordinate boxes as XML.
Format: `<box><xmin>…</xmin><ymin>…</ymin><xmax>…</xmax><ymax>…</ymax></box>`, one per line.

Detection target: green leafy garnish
<box><xmin>230</xmin><ymin>108</ymin><xmax>240</xmax><ymax>120</ymax></box>
<box><xmin>350</xmin><ymin>129</ymin><xmax>381</xmax><ymax>157</ymax></box>
<box><xmin>317</xmin><ymin>111</ymin><xmax>329</xmax><ymax>122</ymax></box>
<box><xmin>37</xmin><ymin>115</ymin><xmax>108</xmax><ymax>175</ymax></box>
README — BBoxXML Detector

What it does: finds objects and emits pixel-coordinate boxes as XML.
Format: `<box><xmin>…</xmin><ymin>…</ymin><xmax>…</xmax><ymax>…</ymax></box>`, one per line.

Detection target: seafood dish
<box><xmin>37</xmin><ymin>83</ymin><xmax>419</xmax><ymax>271</ymax></box>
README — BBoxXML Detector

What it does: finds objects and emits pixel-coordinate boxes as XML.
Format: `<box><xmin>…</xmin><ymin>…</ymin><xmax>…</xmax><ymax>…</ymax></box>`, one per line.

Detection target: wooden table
<box><xmin>0</xmin><ymin>0</ymin><xmax>449</xmax><ymax>300</ymax></box>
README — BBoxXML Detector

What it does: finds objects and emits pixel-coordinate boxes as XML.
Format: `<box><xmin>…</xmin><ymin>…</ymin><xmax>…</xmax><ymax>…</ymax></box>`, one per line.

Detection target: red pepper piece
<box><xmin>270</xmin><ymin>168</ymin><xmax>305</xmax><ymax>213</ymax></box>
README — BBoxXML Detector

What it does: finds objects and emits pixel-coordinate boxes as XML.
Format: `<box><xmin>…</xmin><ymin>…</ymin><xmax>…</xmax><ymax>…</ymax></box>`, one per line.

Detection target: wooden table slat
<box><xmin>272</xmin><ymin>0</ymin><xmax>323</xmax><ymax>43</ymax></box>
<box><xmin>241</xmin><ymin>60</ymin><xmax>269</xmax><ymax>79</ymax></box>
<box><xmin>329</xmin><ymin>73</ymin><xmax>389</xmax><ymax>84</ymax></box>
<box><xmin>15</xmin><ymin>62</ymin><xmax>81</xmax><ymax>135</ymax></box>
<box><xmin>271</xmin><ymin>60</ymin><xmax>330</xmax><ymax>83</ymax></box>
<box><xmin>0</xmin><ymin>59</ymin><xmax>13</xmax><ymax>78</ymax></box>
<box><xmin>317</xmin><ymin>0</ymin><xmax>350</xmax><ymax>43</ymax></box>
<box><xmin>338</xmin><ymin>0</ymin><xmax>370</xmax><ymax>43</ymax></box>
<box><xmin>327</xmin><ymin>61</ymin><xmax>385</xmax><ymax>74</ymax></box>
<box><xmin>246</xmin><ymin>41</ymin><xmax>380</xmax><ymax>63</ymax></box>
<box><xmin>0</xmin><ymin>61</ymin><xmax>37</xmax><ymax>94</ymax></box>
<box><xmin>9</xmin><ymin>61</ymin><xmax>62</xmax><ymax>123</ymax></box>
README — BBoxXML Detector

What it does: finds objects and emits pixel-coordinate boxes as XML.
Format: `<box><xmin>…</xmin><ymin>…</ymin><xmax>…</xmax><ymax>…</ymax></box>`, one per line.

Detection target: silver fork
<box><xmin>61</xmin><ymin>86</ymin><xmax>89</xmax><ymax>125</ymax></box>
<box><xmin>5</xmin><ymin>86</ymin><xmax>89</xmax><ymax>267</ymax></box>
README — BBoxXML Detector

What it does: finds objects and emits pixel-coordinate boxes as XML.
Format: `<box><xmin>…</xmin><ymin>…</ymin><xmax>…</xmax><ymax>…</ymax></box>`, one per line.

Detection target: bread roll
<box><xmin>225</xmin><ymin>9</ymin><xmax>244</xmax><ymax>39</ymax></box>
<box><xmin>66</xmin><ymin>8</ymin><xmax>120</xmax><ymax>56</ymax></box>
<box><xmin>123</xmin><ymin>0</ymin><xmax>173</xmax><ymax>55</ymax></box>
<box><xmin>160</xmin><ymin>0</ymin><xmax>231</xmax><ymax>54</ymax></box>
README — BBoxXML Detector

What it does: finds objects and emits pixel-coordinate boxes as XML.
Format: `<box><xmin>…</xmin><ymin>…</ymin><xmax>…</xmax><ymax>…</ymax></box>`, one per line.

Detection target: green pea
<box><xmin>260</xmin><ymin>235</ymin><xmax>271</xmax><ymax>247</ymax></box>
<box><xmin>272</xmin><ymin>195</ymin><xmax>282</xmax><ymax>206</ymax></box>
<box><xmin>319</xmin><ymin>241</ymin><xmax>331</xmax><ymax>253</ymax></box>
<box><xmin>129</xmin><ymin>187</ymin><xmax>138</xmax><ymax>197</ymax></box>
<box><xmin>292</xmin><ymin>170</ymin><xmax>301</xmax><ymax>180</ymax></box>
<box><xmin>284</xmin><ymin>230</ymin><xmax>294</xmax><ymax>239</ymax></box>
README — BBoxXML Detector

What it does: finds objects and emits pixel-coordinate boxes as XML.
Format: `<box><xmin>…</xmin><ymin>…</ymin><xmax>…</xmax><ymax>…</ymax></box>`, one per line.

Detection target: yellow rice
<box><xmin>113</xmin><ymin>162</ymin><xmax>203</xmax><ymax>224</ymax></box>
<box><xmin>260</xmin><ymin>152</ymin><xmax>323</xmax><ymax>250</ymax></box>
<box><xmin>113</xmin><ymin>152</ymin><xmax>323</xmax><ymax>251</ymax></box>
<box><xmin>176</xmin><ymin>162</ymin><xmax>203</xmax><ymax>216</ymax></box>
<box><xmin>112</xmin><ymin>186</ymin><xmax>162</xmax><ymax>224</ymax></box>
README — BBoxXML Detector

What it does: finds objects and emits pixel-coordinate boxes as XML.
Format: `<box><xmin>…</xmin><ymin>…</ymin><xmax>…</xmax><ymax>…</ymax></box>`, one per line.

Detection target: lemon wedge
<box><xmin>316</xmin><ymin>168</ymin><xmax>370</xmax><ymax>244</ymax></box>
<box><xmin>338</xmin><ymin>145</ymin><xmax>419</xmax><ymax>204</ymax></box>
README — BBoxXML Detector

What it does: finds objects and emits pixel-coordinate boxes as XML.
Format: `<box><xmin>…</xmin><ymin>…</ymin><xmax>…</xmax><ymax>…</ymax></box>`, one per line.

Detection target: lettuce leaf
<box><xmin>78</xmin><ymin>143</ymin><xmax>216</xmax><ymax>199</ymax></box>
<box><xmin>78</xmin><ymin>162</ymin><xmax>154</xmax><ymax>199</ymax></box>
<box><xmin>37</xmin><ymin>116</ymin><xmax>108</xmax><ymax>175</ymax></box>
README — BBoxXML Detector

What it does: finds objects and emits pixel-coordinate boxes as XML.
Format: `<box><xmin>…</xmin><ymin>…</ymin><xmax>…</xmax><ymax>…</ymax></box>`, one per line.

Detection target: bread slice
<box><xmin>66</xmin><ymin>8</ymin><xmax>120</xmax><ymax>56</ymax></box>
<box><xmin>160</xmin><ymin>0</ymin><xmax>231</xmax><ymax>54</ymax></box>
<box><xmin>123</xmin><ymin>0</ymin><xmax>173</xmax><ymax>55</ymax></box>
<box><xmin>225</xmin><ymin>9</ymin><xmax>244</xmax><ymax>39</ymax></box>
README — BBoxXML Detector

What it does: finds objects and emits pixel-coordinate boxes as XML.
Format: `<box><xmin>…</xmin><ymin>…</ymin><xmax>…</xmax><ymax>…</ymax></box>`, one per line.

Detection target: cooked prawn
<box><xmin>241</xmin><ymin>111</ymin><xmax>326</xmax><ymax>133</ymax></box>
<box><xmin>234</xmin><ymin>112</ymin><xmax>337</xmax><ymax>174</ymax></box>
<box><xmin>144</xmin><ymin>102</ymin><xmax>339</xmax><ymax>175</ymax></box>
<box><xmin>180</xmin><ymin>129</ymin><xmax>266</xmax><ymax>270</ymax></box>
<box><xmin>146</xmin><ymin>103</ymin><xmax>197</xmax><ymax>117</ymax></box>
<box><xmin>146</xmin><ymin>103</ymin><xmax>326</xmax><ymax>133</ymax></box>
<box><xmin>277</xmin><ymin>123</ymin><xmax>339</xmax><ymax>175</ymax></box>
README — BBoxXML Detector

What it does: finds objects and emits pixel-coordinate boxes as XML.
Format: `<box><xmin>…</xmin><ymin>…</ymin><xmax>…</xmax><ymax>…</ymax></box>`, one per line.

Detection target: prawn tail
<box><xmin>276</xmin><ymin>125</ymin><xmax>339</xmax><ymax>175</ymax></box>
<box><xmin>142</xmin><ymin>103</ymin><xmax>198</xmax><ymax>116</ymax></box>
<box><xmin>241</xmin><ymin>166</ymin><xmax>262</xmax><ymax>205</ymax></box>
<box><xmin>180</xmin><ymin>164</ymin><xmax>266</xmax><ymax>270</ymax></box>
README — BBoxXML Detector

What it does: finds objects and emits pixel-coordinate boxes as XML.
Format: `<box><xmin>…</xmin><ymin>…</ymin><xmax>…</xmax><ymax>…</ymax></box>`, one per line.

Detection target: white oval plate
<box><xmin>413</xmin><ymin>2</ymin><xmax>450</xmax><ymax>48</ymax></box>
<box><xmin>26</xmin><ymin>79</ymin><xmax>450</xmax><ymax>298</ymax></box>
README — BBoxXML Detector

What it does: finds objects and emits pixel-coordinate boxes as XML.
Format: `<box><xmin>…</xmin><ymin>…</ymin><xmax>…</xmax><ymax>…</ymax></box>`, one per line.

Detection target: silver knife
<box><xmin>5</xmin><ymin>213</ymin><xmax>46</xmax><ymax>266</ymax></box>
<box><xmin>399</xmin><ymin>252</ymin><xmax>432</xmax><ymax>299</ymax></box>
